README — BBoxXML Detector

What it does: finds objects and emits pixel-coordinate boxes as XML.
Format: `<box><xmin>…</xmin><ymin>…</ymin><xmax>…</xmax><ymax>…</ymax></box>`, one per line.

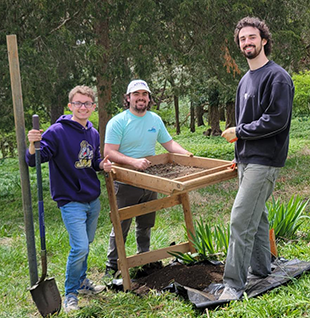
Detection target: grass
<box><xmin>1</xmin><ymin>117</ymin><xmax>310</xmax><ymax>317</ymax></box>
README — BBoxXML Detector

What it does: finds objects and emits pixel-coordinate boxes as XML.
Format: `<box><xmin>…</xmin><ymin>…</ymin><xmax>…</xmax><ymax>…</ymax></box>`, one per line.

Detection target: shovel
<box><xmin>29</xmin><ymin>114</ymin><xmax>62</xmax><ymax>317</ymax></box>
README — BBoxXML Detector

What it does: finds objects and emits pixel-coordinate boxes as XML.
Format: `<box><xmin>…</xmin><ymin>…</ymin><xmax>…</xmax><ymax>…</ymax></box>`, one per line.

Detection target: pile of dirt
<box><xmin>144</xmin><ymin>163</ymin><xmax>205</xmax><ymax>179</ymax></box>
<box><xmin>131</xmin><ymin>261</ymin><xmax>224</xmax><ymax>296</ymax></box>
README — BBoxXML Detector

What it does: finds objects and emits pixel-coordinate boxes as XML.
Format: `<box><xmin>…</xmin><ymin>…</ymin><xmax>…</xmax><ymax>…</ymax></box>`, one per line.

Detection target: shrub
<box><xmin>168</xmin><ymin>218</ymin><xmax>230</xmax><ymax>264</ymax></box>
<box><xmin>292</xmin><ymin>71</ymin><xmax>310</xmax><ymax>116</ymax></box>
<box><xmin>267</xmin><ymin>195</ymin><xmax>310</xmax><ymax>239</ymax></box>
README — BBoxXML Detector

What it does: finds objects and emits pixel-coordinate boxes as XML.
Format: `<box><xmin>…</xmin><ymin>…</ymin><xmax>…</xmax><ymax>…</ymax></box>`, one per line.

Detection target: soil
<box><xmin>144</xmin><ymin>163</ymin><xmax>205</xmax><ymax>179</ymax></box>
<box><xmin>131</xmin><ymin>261</ymin><xmax>224</xmax><ymax>296</ymax></box>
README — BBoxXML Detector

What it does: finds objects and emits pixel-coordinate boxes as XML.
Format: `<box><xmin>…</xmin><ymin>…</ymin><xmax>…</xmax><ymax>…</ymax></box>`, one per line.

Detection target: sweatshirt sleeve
<box><xmin>25</xmin><ymin>128</ymin><xmax>58</xmax><ymax>167</ymax></box>
<box><xmin>25</xmin><ymin>149</ymin><xmax>36</xmax><ymax>167</ymax></box>
<box><xmin>236</xmin><ymin>81</ymin><xmax>293</xmax><ymax>140</ymax></box>
<box><xmin>92</xmin><ymin>130</ymin><xmax>103</xmax><ymax>171</ymax></box>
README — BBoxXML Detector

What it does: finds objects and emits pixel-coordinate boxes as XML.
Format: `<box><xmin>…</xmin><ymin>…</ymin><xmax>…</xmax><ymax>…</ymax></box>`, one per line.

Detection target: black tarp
<box><xmin>108</xmin><ymin>258</ymin><xmax>310</xmax><ymax>310</ymax></box>
<box><xmin>163</xmin><ymin>258</ymin><xmax>310</xmax><ymax>309</ymax></box>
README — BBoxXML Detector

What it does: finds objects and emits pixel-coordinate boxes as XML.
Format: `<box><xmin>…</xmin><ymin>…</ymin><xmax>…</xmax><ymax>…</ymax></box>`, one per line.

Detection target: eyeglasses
<box><xmin>71</xmin><ymin>101</ymin><xmax>95</xmax><ymax>108</ymax></box>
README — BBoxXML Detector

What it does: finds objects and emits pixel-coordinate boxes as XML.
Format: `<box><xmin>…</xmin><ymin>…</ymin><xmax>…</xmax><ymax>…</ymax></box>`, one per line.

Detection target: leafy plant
<box><xmin>168</xmin><ymin>218</ymin><xmax>230</xmax><ymax>264</ymax></box>
<box><xmin>267</xmin><ymin>195</ymin><xmax>310</xmax><ymax>239</ymax></box>
<box><xmin>292</xmin><ymin>71</ymin><xmax>310</xmax><ymax>116</ymax></box>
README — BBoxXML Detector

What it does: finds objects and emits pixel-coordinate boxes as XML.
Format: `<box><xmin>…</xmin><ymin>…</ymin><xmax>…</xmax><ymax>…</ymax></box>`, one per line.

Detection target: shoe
<box><xmin>103</xmin><ymin>266</ymin><xmax>118</xmax><ymax>279</ymax></box>
<box><xmin>218</xmin><ymin>285</ymin><xmax>244</xmax><ymax>301</ymax></box>
<box><xmin>78</xmin><ymin>278</ymin><xmax>105</xmax><ymax>295</ymax></box>
<box><xmin>64</xmin><ymin>293</ymin><xmax>79</xmax><ymax>313</ymax></box>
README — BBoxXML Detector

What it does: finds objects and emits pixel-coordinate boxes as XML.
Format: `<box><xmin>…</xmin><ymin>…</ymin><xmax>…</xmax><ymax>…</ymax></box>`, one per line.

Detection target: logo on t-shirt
<box><xmin>148</xmin><ymin>127</ymin><xmax>157</xmax><ymax>133</ymax></box>
<box><xmin>244</xmin><ymin>92</ymin><xmax>255</xmax><ymax>100</ymax></box>
<box><xmin>75</xmin><ymin>140</ymin><xmax>93</xmax><ymax>169</ymax></box>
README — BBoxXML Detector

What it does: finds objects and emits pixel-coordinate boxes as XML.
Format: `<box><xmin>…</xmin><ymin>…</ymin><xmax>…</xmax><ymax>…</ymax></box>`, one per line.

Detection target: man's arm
<box><xmin>104</xmin><ymin>143</ymin><xmax>152</xmax><ymax>170</ymax></box>
<box><xmin>161</xmin><ymin>139</ymin><xmax>192</xmax><ymax>155</ymax></box>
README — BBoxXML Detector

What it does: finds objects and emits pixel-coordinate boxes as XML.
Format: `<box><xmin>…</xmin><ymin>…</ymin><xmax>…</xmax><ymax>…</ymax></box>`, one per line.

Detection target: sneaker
<box><xmin>218</xmin><ymin>285</ymin><xmax>244</xmax><ymax>301</ymax></box>
<box><xmin>78</xmin><ymin>278</ymin><xmax>105</xmax><ymax>295</ymax></box>
<box><xmin>64</xmin><ymin>293</ymin><xmax>79</xmax><ymax>313</ymax></box>
<box><xmin>103</xmin><ymin>266</ymin><xmax>118</xmax><ymax>279</ymax></box>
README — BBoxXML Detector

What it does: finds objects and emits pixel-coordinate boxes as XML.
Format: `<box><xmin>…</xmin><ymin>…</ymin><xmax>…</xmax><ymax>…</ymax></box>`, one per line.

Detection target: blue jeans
<box><xmin>60</xmin><ymin>198</ymin><xmax>100</xmax><ymax>295</ymax></box>
<box><xmin>223</xmin><ymin>164</ymin><xmax>280</xmax><ymax>291</ymax></box>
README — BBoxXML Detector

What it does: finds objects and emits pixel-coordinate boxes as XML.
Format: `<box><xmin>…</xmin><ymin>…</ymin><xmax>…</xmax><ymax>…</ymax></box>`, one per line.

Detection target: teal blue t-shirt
<box><xmin>105</xmin><ymin>110</ymin><xmax>172</xmax><ymax>158</ymax></box>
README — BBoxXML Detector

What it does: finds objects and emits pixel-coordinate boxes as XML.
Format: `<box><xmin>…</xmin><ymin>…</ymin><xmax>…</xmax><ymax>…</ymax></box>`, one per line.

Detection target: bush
<box><xmin>292</xmin><ymin>71</ymin><xmax>310</xmax><ymax>116</ymax></box>
<box><xmin>267</xmin><ymin>195</ymin><xmax>310</xmax><ymax>239</ymax></box>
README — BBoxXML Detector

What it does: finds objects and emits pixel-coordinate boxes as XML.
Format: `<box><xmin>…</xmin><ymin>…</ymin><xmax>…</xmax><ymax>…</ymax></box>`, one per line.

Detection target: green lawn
<box><xmin>1</xmin><ymin>118</ymin><xmax>310</xmax><ymax>317</ymax></box>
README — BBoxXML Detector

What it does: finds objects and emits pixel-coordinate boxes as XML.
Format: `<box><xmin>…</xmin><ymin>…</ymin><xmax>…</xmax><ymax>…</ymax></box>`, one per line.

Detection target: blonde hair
<box><xmin>68</xmin><ymin>85</ymin><xmax>96</xmax><ymax>102</ymax></box>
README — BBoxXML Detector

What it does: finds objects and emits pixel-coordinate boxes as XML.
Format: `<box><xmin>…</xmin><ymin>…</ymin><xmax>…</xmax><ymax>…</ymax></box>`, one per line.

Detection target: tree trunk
<box><xmin>95</xmin><ymin>17</ymin><xmax>112</xmax><ymax>156</ymax></box>
<box><xmin>50</xmin><ymin>64</ymin><xmax>67</xmax><ymax>124</ymax></box>
<box><xmin>50</xmin><ymin>103</ymin><xmax>64</xmax><ymax>124</ymax></box>
<box><xmin>155</xmin><ymin>79</ymin><xmax>167</xmax><ymax>111</ymax></box>
<box><xmin>219</xmin><ymin>105</ymin><xmax>225</xmax><ymax>121</ymax></box>
<box><xmin>196</xmin><ymin>104</ymin><xmax>205</xmax><ymax>126</ymax></box>
<box><xmin>209</xmin><ymin>103</ymin><xmax>222</xmax><ymax>136</ymax></box>
<box><xmin>174</xmin><ymin>95</ymin><xmax>180</xmax><ymax>135</ymax></box>
<box><xmin>225</xmin><ymin>101</ymin><xmax>235</xmax><ymax>129</ymax></box>
<box><xmin>190</xmin><ymin>100</ymin><xmax>195</xmax><ymax>132</ymax></box>
<box><xmin>50</xmin><ymin>92</ymin><xmax>65</xmax><ymax>124</ymax></box>
<box><xmin>97</xmin><ymin>77</ymin><xmax>112</xmax><ymax>156</ymax></box>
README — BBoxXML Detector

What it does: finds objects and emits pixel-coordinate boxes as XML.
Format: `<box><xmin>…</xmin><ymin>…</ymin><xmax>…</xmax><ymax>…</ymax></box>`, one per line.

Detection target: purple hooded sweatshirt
<box><xmin>26</xmin><ymin>115</ymin><xmax>102</xmax><ymax>207</ymax></box>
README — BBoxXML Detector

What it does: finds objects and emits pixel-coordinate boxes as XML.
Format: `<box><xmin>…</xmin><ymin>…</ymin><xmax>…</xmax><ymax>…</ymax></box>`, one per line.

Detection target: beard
<box><xmin>133</xmin><ymin>100</ymin><xmax>148</xmax><ymax>113</ymax></box>
<box><xmin>242</xmin><ymin>43</ymin><xmax>263</xmax><ymax>59</ymax></box>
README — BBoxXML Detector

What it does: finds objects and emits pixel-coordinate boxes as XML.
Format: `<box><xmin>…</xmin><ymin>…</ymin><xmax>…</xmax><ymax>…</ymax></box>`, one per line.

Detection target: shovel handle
<box><xmin>32</xmin><ymin>115</ymin><xmax>41</xmax><ymax>150</ymax></box>
<box><xmin>32</xmin><ymin>114</ymin><xmax>47</xmax><ymax>277</ymax></box>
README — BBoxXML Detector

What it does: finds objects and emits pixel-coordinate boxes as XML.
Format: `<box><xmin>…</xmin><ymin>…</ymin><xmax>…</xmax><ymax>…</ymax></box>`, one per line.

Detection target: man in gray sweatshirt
<box><xmin>220</xmin><ymin>16</ymin><xmax>294</xmax><ymax>300</ymax></box>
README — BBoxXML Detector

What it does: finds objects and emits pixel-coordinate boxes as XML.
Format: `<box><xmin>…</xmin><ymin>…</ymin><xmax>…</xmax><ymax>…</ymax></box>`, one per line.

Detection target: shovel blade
<box><xmin>30</xmin><ymin>277</ymin><xmax>62</xmax><ymax>317</ymax></box>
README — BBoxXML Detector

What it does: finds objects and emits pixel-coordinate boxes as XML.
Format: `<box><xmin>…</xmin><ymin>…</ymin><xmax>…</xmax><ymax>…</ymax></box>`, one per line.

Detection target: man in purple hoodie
<box><xmin>26</xmin><ymin>85</ymin><xmax>105</xmax><ymax>313</ymax></box>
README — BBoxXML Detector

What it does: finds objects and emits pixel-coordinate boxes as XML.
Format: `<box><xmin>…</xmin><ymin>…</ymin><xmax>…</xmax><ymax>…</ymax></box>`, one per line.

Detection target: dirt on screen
<box><xmin>144</xmin><ymin>163</ymin><xmax>205</xmax><ymax>179</ymax></box>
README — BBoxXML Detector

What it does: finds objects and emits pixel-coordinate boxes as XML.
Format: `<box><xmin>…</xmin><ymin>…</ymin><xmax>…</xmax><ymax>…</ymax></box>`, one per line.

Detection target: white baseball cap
<box><xmin>126</xmin><ymin>80</ymin><xmax>151</xmax><ymax>94</ymax></box>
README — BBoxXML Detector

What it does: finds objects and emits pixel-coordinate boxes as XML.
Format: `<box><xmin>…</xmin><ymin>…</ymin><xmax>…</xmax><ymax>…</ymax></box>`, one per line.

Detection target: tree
<box><xmin>2</xmin><ymin>0</ymin><xmax>310</xmax><ymax>153</ymax></box>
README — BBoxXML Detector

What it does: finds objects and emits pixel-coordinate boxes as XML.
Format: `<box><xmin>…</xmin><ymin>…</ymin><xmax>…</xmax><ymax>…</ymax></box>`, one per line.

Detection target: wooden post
<box><xmin>6</xmin><ymin>34</ymin><xmax>38</xmax><ymax>285</ymax></box>
<box><xmin>104</xmin><ymin>172</ymin><xmax>131</xmax><ymax>290</ymax></box>
<box><xmin>269</xmin><ymin>228</ymin><xmax>278</xmax><ymax>258</ymax></box>
<box><xmin>179</xmin><ymin>193</ymin><xmax>196</xmax><ymax>253</ymax></box>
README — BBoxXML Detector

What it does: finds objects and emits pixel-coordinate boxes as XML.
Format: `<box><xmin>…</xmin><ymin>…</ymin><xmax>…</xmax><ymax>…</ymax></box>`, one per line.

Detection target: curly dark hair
<box><xmin>234</xmin><ymin>16</ymin><xmax>272</xmax><ymax>56</ymax></box>
<box><xmin>123</xmin><ymin>93</ymin><xmax>154</xmax><ymax>110</ymax></box>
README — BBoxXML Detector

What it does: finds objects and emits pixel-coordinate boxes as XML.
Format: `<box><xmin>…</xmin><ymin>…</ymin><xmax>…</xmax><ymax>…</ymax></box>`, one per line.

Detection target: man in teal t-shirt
<box><xmin>104</xmin><ymin>79</ymin><xmax>191</xmax><ymax>275</ymax></box>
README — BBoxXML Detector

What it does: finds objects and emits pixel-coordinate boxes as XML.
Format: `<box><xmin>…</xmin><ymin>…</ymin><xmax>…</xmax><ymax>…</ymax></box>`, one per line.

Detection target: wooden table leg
<box><xmin>179</xmin><ymin>192</ymin><xmax>196</xmax><ymax>253</ymax></box>
<box><xmin>104</xmin><ymin>172</ymin><xmax>131</xmax><ymax>291</ymax></box>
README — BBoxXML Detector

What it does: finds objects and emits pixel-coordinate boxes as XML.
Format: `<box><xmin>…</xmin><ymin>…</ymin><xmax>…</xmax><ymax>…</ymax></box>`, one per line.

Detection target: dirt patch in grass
<box><xmin>131</xmin><ymin>261</ymin><xmax>224</xmax><ymax>296</ymax></box>
<box><xmin>0</xmin><ymin>237</ymin><xmax>13</xmax><ymax>246</ymax></box>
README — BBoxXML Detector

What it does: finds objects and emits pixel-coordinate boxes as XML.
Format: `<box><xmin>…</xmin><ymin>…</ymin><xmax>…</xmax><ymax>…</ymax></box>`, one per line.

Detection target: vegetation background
<box><xmin>1</xmin><ymin>118</ymin><xmax>310</xmax><ymax>317</ymax></box>
<box><xmin>1</xmin><ymin>0</ymin><xmax>310</xmax><ymax>317</ymax></box>
<box><xmin>1</xmin><ymin>0</ymin><xmax>310</xmax><ymax>152</ymax></box>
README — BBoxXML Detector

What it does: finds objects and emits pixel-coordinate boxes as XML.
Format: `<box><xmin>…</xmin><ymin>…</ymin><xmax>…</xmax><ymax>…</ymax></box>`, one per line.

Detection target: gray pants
<box><xmin>223</xmin><ymin>163</ymin><xmax>280</xmax><ymax>291</ymax></box>
<box><xmin>106</xmin><ymin>182</ymin><xmax>157</xmax><ymax>269</ymax></box>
